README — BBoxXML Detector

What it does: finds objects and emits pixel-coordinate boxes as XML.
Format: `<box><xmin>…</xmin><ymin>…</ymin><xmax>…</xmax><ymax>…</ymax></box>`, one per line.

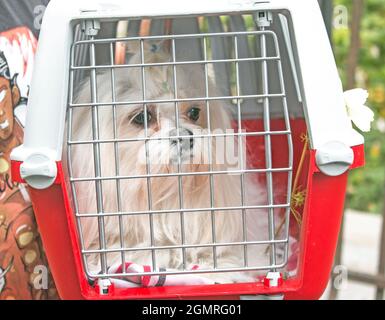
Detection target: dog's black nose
<box><xmin>169</xmin><ymin>128</ymin><xmax>194</xmax><ymax>149</ymax></box>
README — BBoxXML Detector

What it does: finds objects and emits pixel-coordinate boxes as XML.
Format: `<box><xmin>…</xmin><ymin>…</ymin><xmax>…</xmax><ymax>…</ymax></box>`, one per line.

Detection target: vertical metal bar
<box><xmin>278</xmin><ymin>14</ymin><xmax>303</xmax><ymax>103</ymax></box>
<box><xmin>207</xmin><ymin>17</ymin><xmax>232</xmax><ymax>98</ymax></box>
<box><xmin>73</xmin><ymin>26</ymin><xmax>88</xmax><ymax>85</ymax></box>
<box><xmin>89</xmin><ymin>38</ymin><xmax>108</xmax><ymax>274</ymax></box>
<box><xmin>171</xmin><ymin>39</ymin><xmax>187</xmax><ymax>269</ymax></box>
<box><xmin>234</xmin><ymin>36</ymin><xmax>248</xmax><ymax>267</ymax></box>
<box><xmin>273</xmin><ymin>35</ymin><xmax>294</xmax><ymax>263</ymax></box>
<box><xmin>259</xmin><ymin>29</ymin><xmax>277</xmax><ymax>269</ymax></box>
<box><xmin>68</xmin><ymin>44</ymin><xmax>91</xmax><ymax>277</ymax></box>
<box><xmin>203</xmin><ymin>37</ymin><xmax>217</xmax><ymax>269</ymax></box>
<box><xmin>110</xmin><ymin>43</ymin><xmax>126</xmax><ymax>268</ymax></box>
<box><xmin>140</xmin><ymin>39</ymin><xmax>156</xmax><ymax>270</ymax></box>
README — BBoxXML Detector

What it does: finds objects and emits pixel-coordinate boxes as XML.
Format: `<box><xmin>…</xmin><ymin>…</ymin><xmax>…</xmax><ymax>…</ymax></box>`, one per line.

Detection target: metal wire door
<box><xmin>66</xmin><ymin>12</ymin><xmax>294</xmax><ymax>283</ymax></box>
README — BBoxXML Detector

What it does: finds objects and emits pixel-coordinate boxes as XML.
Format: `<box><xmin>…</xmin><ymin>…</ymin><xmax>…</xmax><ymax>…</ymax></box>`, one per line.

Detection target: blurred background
<box><xmin>318</xmin><ymin>0</ymin><xmax>385</xmax><ymax>300</ymax></box>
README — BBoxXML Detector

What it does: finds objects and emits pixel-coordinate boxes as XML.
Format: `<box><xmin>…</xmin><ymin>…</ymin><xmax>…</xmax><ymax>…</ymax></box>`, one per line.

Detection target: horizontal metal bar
<box><xmin>87</xmin><ymin>261</ymin><xmax>288</xmax><ymax>279</ymax></box>
<box><xmin>83</xmin><ymin>239</ymin><xmax>289</xmax><ymax>255</ymax></box>
<box><xmin>73</xmin><ymin>30</ymin><xmax>277</xmax><ymax>46</ymax></box>
<box><xmin>69</xmin><ymin>93</ymin><xmax>285</xmax><ymax>108</ymax></box>
<box><xmin>88</xmin><ymin>267</ymin><xmax>281</xmax><ymax>279</ymax></box>
<box><xmin>68</xmin><ymin>130</ymin><xmax>291</xmax><ymax>145</ymax></box>
<box><xmin>70</xmin><ymin>167</ymin><xmax>292</xmax><ymax>182</ymax></box>
<box><xmin>76</xmin><ymin>203</ymin><xmax>291</xmax><ymax>218</ymax></box>
<box><xmin>71</xmin><ymin>56</ymin><xmax>280</xmax><ymax>71</ymax></box>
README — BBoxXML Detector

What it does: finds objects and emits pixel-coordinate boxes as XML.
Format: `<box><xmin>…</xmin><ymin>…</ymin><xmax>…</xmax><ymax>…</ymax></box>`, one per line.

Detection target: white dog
<box><xmin>70</xmin><ymin>40</ymin><xmax>285</xmax><ymax>286</ymax></box>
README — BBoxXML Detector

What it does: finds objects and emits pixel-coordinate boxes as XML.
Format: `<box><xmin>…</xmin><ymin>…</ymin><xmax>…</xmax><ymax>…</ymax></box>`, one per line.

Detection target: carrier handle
<box><xmin>315</xmin><ymin>141</ymin><xmax>354</xmax><ymax>177</ymax></box>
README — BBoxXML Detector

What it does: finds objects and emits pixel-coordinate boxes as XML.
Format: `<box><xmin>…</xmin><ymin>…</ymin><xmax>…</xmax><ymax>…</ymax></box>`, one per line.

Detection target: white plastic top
<box><xmin>11</xmin><ymin>0</ymin><xmax>364</xmax><ymax>163</ymax></box>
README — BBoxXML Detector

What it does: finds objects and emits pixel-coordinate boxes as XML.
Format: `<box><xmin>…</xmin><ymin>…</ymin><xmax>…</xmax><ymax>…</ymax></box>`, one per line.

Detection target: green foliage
<box><xmin>334</xmin><ymin>0</ymin><xmax>385</xmax><ymax>213</ymax></box>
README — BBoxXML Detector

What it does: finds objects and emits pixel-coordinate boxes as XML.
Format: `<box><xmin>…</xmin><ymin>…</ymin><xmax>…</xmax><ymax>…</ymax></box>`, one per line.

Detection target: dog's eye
<box><xmin>132</xmin><ymin>111</ymin><xmax>152</xmax><ymax>126</ymax></box>
<box><xmin>187</xmin><ymin>107</ymin><xmax>201</xmax><ymax>122</ymax></box>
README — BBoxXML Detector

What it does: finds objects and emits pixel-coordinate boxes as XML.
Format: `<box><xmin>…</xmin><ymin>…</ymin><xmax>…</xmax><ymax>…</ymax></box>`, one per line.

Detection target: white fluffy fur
<box><xmin>70</xmin><ymin>41</ymin><xmax>276</xmax><ymax>284</ymax></box>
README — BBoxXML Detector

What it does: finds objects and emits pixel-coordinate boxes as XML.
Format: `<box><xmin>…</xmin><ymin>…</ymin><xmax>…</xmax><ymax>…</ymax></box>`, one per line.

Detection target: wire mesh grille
<box><xmin>66</xmin><ymin>13</ymin><xmax>295</xmax><ymax>283</ymax></box>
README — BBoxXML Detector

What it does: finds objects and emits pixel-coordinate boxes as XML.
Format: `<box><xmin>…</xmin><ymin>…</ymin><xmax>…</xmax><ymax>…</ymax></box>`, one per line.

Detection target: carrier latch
<box><xmin>254</xmin><ymin>10</ymin><xmax>273</xmax><ymax>28</ymax></box>
<box><xmin>19</xmin><ymin>153</ymin><xmax>57</xmax><ymax>190</ymax></box>
<box><xmin>315</xmin><ymin>141</ymin><xmax>354</xmax><ymax>176</ymax></box>
<box><xmin>81</xmin><ymin>19</ymin><xmax>100</xmax><ymax>37</ymax></box>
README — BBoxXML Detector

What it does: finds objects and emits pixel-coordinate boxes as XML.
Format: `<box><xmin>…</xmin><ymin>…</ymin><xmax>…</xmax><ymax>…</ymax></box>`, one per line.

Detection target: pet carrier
<box><xmin>11</xmin><ymin>0</ymin><xmax>365</xmax><ymax>300</ymax></box>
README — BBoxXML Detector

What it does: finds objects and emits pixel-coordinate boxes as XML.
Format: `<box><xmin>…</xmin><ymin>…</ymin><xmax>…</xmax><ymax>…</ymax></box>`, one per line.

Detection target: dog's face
<box><xmin>129</xmin><ymin>99</ymin><xmax>206</xmax><ymax>158</ymax></box>
<box><xmin>108</xmin><ymin>40</ymin><xmax>228</xmax><ymax>172</ymax></box>
<box><xmin>115</xmin><ymin>91</ymin><xmax>216</xmax><ymax>175</ymax></box>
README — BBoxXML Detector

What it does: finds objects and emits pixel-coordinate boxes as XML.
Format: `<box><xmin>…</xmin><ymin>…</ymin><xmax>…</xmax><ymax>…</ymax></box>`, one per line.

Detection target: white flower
<box><xmin>344</xmin><ymin>88</ymin><xmax>374</xmax><ymax>132</ymax></box>
<box><xmin>376</xmin><ymin>117</ymin><xmax>385</xmax><ymax>133</ymax></box>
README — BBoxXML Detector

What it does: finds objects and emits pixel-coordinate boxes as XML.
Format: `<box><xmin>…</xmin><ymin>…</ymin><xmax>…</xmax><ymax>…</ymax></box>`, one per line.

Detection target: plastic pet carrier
<box><xmin>11</xmin><ymin>0</ymin><xmax>365</xmax><ymax>300</ymax></box>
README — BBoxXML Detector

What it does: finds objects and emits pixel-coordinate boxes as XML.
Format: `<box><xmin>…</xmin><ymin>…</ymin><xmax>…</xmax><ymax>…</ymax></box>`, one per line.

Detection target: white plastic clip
<box><xmin>264</xmin><ymin>272</ymin><xmax>283</xmax><ymax>288</ymax></box>
<box><xmin>97</xmin><ymin>279</ymin><xmax>112</xmax><ymax>295</ymax></box>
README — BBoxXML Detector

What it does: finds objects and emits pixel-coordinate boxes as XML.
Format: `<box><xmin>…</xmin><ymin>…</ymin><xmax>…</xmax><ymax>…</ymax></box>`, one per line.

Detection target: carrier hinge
<box><xmin>316</xmin><ymin>141</ymin><xmax>354</xmax><ymax>176</ymax></box>
<box><xmin>19</xmin><ymin>153</ymin><xmax>58</xmax><ymax>190</ymax></box>
<box><xmin>81</xmin><ymin>19</ymin><xmax>100</xmax><ymax>37</ymax></box>
<box><xmin>254</xmin><ymin>11</ymin><xmax>273</xmax><ymax>28</ymax></box>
